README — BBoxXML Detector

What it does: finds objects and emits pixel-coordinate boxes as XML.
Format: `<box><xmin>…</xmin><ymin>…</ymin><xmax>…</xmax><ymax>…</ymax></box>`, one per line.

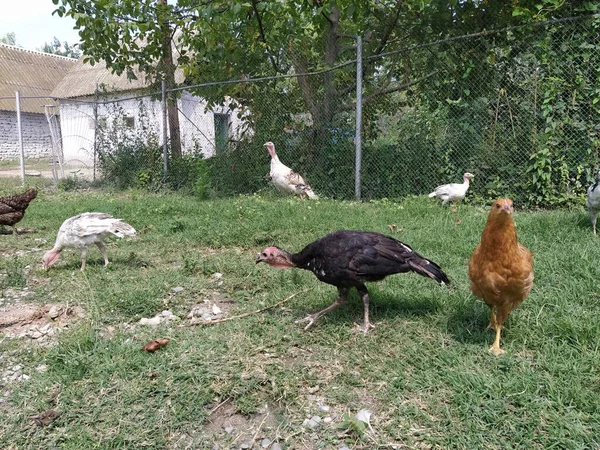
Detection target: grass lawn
<box><xmin>0</xmin><ymin>186</ymin><xmax>599</xmax><ymax>449</ymax></box>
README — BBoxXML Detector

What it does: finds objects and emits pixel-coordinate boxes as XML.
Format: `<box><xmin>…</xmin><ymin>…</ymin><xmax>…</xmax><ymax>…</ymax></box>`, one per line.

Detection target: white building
<box><xmin>50</xmin><ymin>58</ymin><xmax>247</xmax><ymax>168</ymax></box>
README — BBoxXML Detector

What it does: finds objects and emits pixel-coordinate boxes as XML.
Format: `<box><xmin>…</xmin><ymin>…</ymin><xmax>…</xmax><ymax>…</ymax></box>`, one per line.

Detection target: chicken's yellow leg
<box><xmin>489</xmin><ymin>325</ymin><xmax>506</xmax><ymax>356</ymax></box>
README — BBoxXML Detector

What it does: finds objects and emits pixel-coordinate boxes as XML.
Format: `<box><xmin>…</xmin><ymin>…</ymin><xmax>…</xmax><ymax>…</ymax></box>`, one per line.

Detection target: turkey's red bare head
<box><xmin>256</xmin><ymin>246</ymin><xmax>295</xmax><ymax>268</ymax></box>
<box><xmin>264</xmin><ymin>142</ymin><xmax>277</xmax><ymax>159</ymax></box>
<box><xmin>42</xmin><ymin>248</ymin><xmax>61</xmax><ymax>270</ymax></box>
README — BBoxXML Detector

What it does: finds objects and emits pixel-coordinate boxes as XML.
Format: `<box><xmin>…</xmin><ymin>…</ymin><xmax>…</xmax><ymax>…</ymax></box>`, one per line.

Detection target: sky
<box><xmin>0</xmin><ymin>0</ymin><xmax>80</xmax><ymax>51</ymax></box>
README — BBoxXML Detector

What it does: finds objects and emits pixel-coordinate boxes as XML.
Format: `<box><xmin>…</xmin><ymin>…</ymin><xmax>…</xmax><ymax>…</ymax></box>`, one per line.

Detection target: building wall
<box><xmin>0</xmin><ymin>110</ymin><xmax>52</xmax><ymax>160</ymax></box>
<box><xmin>57</xmin><ymin>92</ymin><xmax>248</xmax><ymax>166</ymax></box>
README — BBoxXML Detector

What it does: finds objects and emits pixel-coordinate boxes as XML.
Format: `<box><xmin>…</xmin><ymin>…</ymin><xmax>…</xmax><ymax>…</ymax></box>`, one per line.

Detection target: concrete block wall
<box><xmin>0</xmin><ymin>110</ymin><xmax>52</xmax><ymax>160</ymax></box>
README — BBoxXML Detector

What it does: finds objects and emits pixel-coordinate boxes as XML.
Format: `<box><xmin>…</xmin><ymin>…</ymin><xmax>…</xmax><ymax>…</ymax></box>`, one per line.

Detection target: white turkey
<box><xmin>586</xmin><ymin>170</ymin><xmax>600</xmax><ymax>235</ymax></box>
<box><xmin>428</xmin><ymin>172</ymin><xmax>474</xmax><ymax>206</ymax></box>
<box><xmin>264</xmin><ymin>141</ymin><xmax>318</xmax><ymax>199</ymax></box>
<box><xmin>42</xmin><ymin>212</ymin><xmax>136</xmax><ymax>271</ymax></box>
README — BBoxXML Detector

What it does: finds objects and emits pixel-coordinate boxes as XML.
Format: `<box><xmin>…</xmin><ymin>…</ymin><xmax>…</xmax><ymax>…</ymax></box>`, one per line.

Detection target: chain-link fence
<box><xmin>2</xmin><ymin>15</ymin><xmax>599</xmax><ymax>206</ymax></box>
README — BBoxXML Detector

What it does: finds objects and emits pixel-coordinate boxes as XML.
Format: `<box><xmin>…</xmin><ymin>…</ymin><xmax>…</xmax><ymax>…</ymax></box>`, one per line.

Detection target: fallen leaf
<box><xmin>142</xmin><ymin>339</ymin><xmax>170</xmax><ymax>352</ymax></box>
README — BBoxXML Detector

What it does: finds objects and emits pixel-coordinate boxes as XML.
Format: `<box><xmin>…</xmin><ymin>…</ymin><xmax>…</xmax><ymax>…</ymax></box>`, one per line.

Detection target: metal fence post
<box><xmin>15</xmin><ymin>91</ymin><xmax>25</xmax><ymax>186</ymax></box>
<box><xmin>162</xmin><ymin>79</ymin><xmax>168</xmax><ymax>181</ymax></box>
<box><xmin>355</xmin><ymin>36</ymin><xmax>363</xmax><ymax>201</ymax></box>
<box><xmin>93</xmin><ymin>83</ymin><xmax>99</xmax><ymax>182</ymax></box>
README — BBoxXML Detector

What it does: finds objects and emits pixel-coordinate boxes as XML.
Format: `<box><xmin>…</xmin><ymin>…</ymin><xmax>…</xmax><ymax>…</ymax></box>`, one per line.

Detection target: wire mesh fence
<box><xmin>1</xmin><ymin>15</ymin><xmax>599</xmax><ymax>206</ymax></box>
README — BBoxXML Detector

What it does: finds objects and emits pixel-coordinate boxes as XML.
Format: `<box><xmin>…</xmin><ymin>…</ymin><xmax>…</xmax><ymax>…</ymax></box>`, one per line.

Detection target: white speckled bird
<box><xmin>586</xmin><ymin>170</ymin><xmax>600</xmax><ymax>235</ymax></box>
<box><xmin>264</xmin><ymin>141</ymin><xmax>318</xmax><ymax>199</ymax></box>
<box><xmin>42</xmin><ymin>212</ymin><xmax>136</xmax><ymax>271</ymax></box>
<box><xmin>428</xmin><ymin>172</ymin><xmax>474</xmax><ymax>206</ymax></box>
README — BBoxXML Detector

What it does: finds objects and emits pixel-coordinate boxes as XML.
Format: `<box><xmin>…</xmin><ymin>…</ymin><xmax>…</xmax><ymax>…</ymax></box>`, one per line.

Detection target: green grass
<box><xmin>1</xmin><ymin>189</ymin><xmax>599</xmax><ymax>449</ymax></box>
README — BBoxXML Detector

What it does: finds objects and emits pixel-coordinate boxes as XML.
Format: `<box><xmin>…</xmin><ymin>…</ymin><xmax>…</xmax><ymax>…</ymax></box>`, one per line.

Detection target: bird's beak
<box><xmin>256</xmin><ymin>254</ymin><xmax>265</xmax><ymax>264</ymax></box>
<box><xmin>503</xmin><ymin>204</ymin><xmax>512</xmax><ymax>213</ymax></box>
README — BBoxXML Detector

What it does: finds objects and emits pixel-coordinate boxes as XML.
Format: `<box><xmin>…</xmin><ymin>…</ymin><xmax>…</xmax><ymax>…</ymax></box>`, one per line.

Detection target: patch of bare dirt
<box><xmin>186</xmin><ymin>290</ymin><xmax>236</xmax><ymax>325</ymax></box>
<box><xmin>169</xmin><ymin>402</ymin><xmax>284</xmax><ymax>449</ymax></box>
<box><xmin>0</xmin><ymin>302</ymin><xmax>85</xmax><ymax>342</ymax></box>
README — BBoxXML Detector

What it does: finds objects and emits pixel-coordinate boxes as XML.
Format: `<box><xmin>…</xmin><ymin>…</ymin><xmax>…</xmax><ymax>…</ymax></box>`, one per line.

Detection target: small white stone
<box><xmin>260</xmin><ymin>438</ymin><xmax>271</xmax><ymax>448</ymax></box>
<box><xmin>303</xmin><ymin>417</ymin><xmax>320</xmax><ymax>429</ymax></box>
<box><xmin>139</xmin><ymin>317</ymin><xmax>162</xmax><ymax>326</ymax></box>
<box><xmin>48</xmin><ymin>305</ymin><xmax>61</xmax><ymax>319</ymax></box>
<box><xmin>172</xmin><ymin>286</ymin><xmax>184</xmax><ymax>293</ymax></box>
<box><xmin>201</xmin><ymin>313</ymin><xmax>212</xmax><ymax>322</ymax></box>
<box><xmin>224</xmin><ymin>426</ymin><xmax>234</xmax><ymax>434</ymax></box>
<box><xmin>211</xmin><ymin>304</ymin><xmax>222</xmax><ymax>315</ymax></box>
<box><xmin>20</xmin><ymin>374</ymin><xmax>30</xmax><ymax>381</ymax></box>
<box><xmin>29</xmin><ymin>331</ymin><xmax>43</xmax><ymax>339</ymax></box>
<box><xmin>36</xmin><ymin>364</ymin><xmax>48</xmax><ymax>373</ymax></box>
<box><xmin>271</xmin><ymin>444</ymin><xmax>282</xmax><ymax>450</ymax></box>
<box><xmin>323</xmin><ymin>416</ymin><xmax>332</xmax><ymax>423</ymax></box>
<box><xmin>159</xmin><ymin>310</ymin><xmax>174</xmax><ymax>318</ymax></box>
<box><xmin>318</xmin><ymin>404</ymin><xmax>330</xmax><ymax>412</ymax></box>
<box><xmin>212</xmin><ymin>272</ymin><xmax>223</xmax><ymax>279</ymax></box>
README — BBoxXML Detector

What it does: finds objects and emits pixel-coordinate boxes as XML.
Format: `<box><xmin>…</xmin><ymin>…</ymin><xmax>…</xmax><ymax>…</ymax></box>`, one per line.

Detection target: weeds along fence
<box><xmin>1</xmin><ymin>15</ymin><xmax>599</xmax><ymax>206</ymax></box>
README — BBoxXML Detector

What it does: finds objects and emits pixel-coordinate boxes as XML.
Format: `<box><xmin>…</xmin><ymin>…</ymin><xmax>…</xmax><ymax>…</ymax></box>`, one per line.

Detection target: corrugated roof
<box><xmin>51</xmin><ymin>51</ymin><xmax>186</xmax><ymax>99</ymax></box>
<box><xmin>0</xmin><ymin>44</ymin><xmax>77</xmax><ymax>113</ymax></box>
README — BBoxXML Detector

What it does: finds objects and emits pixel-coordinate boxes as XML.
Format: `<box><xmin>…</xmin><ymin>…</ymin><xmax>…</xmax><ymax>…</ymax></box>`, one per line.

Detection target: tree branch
<box><xmin>251</xmin><ymin>0</ymin><xmax>279</xmax><ymax>73</ymax></box>
<box><xmin>339</xmin><ymin>70</ymin><xmax>440</xmax><ymax>111</ymax></box>
<box><xmin>374</xmin><ymin>0</ymin><xmax>404</xmax><ymax>55</ymax></box>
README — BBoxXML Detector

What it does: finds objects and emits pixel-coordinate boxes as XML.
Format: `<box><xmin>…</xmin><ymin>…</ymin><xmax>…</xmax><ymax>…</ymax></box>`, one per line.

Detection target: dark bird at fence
<box><xmin>468</xmin><ymin>198</ymin><xmax>534</xmax><ymax>356</ymax></box>
<box><xmin>586</xmin><ymin>170</ymin><xmax>600</xmax><ymax>235</ymax></box>
<box><xmin>43</xmin><ymin>212</ymin><xmax>136</xmax><ymax>271</ymax></box>
<box><xmin>0</xmin><ymin>187</ymin><xmax>37</xmax><ymax>234</ymax></box>
<box><xmin>256</xmin><ymin>230</ymin><xmax>450</xmax><ymax>334</ymax></box>
<box><xmin>264</xmin><ymin>141</ymin><xmax>318</xmax><ymax>199</ymax></box>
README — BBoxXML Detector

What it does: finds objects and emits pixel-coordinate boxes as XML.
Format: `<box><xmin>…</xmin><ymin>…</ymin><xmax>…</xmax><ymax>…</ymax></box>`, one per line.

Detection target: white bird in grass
<box><xmin>428</xmin><ymin>172</ymin><xmax>475</xmax><ymax>206</ymax></box>
<box><xmin>42</xmin><ymin>212</ymin><xmax>136</xmax><ymax>271</ymax></box>
<box><xmin>586</xmin><ymin>170</ymin><xmax>600</xmax><ymax>235</ymax></box>
<box><xmin>264</xmin><ymin>141</ymin><xmax>318</xmax><ymax>199</ymax></box>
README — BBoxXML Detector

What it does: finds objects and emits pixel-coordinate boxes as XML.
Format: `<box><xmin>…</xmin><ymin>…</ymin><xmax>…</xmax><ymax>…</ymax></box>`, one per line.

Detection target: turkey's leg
<box><xmin>356</xmin><ymin>285</ymin><xmax>375</xmax><ymax>335</ymax></box>
<box><xmin>80</xmin><ymin>248</ymin><xmax>88</xmax><ymax>271</ymax></box>
<box><xmin>296</xmin><ymin>287</ymin><xmax>348</xmax><ymax>331</ymax></box>
<box><xmin>96</xmin><ymin>242</ymin><xmax>109</xmax><ymax>266</ymax></box>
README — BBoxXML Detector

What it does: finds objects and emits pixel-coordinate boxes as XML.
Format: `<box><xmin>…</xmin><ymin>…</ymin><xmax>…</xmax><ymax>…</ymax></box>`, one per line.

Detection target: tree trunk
<box><xmin>159</xmin><ymin>0</ymin><xmax>182</xmax><ymax>158</ymax></box>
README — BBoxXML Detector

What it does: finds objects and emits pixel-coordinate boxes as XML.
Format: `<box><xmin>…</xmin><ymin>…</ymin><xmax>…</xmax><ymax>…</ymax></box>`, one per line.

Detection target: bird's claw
<box><xmin>295</xmin><ymin>315</ymin><xmax>316</xmax><ymax>331</ymax></box>
<box><xmin>489</xmin><ymin>345</ymin><xmax>506</xmax><ymax>356</ymax></box>
<box><xmin>354</xmin><ymin>321</ymin><xmax>375</xmax><ymax>335</ymax></box>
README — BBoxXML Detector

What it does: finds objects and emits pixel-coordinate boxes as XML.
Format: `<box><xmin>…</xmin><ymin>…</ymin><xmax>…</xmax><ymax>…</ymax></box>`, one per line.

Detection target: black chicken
<box><xmin>0</xmin><ymin>188</ymin><xmax>37</xmax><ymax>234</ymax></box>
<box><xmin>256</xmin><ymin>230</ymin><xmax>450</xmax><ymax>334</ymax></box>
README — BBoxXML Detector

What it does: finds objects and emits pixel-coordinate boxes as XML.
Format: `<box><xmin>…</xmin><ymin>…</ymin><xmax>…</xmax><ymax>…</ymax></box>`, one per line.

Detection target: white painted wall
<box><xmin>57</xmin><ymin>91</ymin><xmax>247</xmax><ymax>167</ymax></box>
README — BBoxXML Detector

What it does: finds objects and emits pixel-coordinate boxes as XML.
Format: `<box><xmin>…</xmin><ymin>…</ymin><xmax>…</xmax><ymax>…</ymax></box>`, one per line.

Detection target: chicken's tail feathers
<box><xmin>109</xmin><ymin>220</ymin><xmax>136</xmax><ymax>238</ymax></box>
<box><xmin>408</xmin><ymin>257</ymin><xmax>450</xmax><ymax>285</ymax></box>
<box><xmin>428</xmin><ymin>191</ymin><xmax>437</xmax><ymax>198</ymax></box>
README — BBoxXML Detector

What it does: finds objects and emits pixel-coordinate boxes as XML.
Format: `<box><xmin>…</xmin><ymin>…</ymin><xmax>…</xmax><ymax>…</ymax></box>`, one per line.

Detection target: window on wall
<box><xmin>214</xmin><ymin>113</ymin><xmax>231</xmax><ymax>155</ymax></box>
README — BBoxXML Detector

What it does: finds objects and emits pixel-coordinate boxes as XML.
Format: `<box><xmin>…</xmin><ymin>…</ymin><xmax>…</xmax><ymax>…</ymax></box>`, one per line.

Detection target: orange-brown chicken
<box><xmin>468</xmin><ymin>198</ymin><xmax>533</xmax><ymax>355</ymax></box>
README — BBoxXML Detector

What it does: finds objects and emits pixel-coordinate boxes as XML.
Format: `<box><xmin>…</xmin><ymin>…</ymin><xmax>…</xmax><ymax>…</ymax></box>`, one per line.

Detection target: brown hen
<box><xmin>0</xmin><ymin>188</ymin><xmax>37</xmax><ymax>234</ymax></box>
<box><xmin>468</xmin><ymin>198</ymin><xmax>533</xmax><ymax>355</ymax></box>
